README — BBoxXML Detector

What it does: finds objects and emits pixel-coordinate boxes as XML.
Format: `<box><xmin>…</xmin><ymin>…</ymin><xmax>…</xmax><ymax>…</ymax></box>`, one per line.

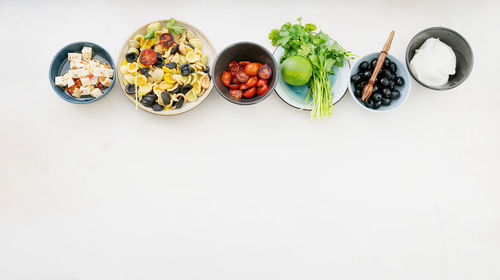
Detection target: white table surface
<box><xmin>1</xmin><ymin>0</ymin><xmax>499</xmax><ymax>279</ymax></box>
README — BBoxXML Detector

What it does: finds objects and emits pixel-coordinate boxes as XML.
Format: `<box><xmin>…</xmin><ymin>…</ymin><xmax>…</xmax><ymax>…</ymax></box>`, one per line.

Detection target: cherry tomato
<box><xmin>240</xmin><ymin>84</ymin><xmax>249</xmax><ymax>90</ymax></box>
<box><xmin>256</xmin><ymin>79</ymin><xmax>268</xmax><ymax>87</ymax></box>
<box><xmin>243</xmin><ymin>87</ymin><xmax>256</xmax><ymax>98</ymax></box>
<box><xmin>231</xmin><ymin>76</ymin><xmax>240</xmax><ymax>84</ymax></box>
<box><xmin>244</xmin><ymin>63</ymin><xmax>260</xmax><ymax>76</ymax></box>
<box><xmin>96</xmin><ymin>83</ymin><xmax>105</xmax><ymax>90</ymax></box>
<box><xmin>245</xmin><ymin>76</ymin><xmax>258</xmax><ymax>88</ymax></box>
<box><xmin>67</xmin><ymin>85</ymin><xmax>76</xmax><ymax>95</ymax></box>
<box><xmin>139</xmin><ymin>49</ymin><xmax>157</xmax><ymax>66</ymax></box>
<box><xmin>74</xmin><ymin>79</ymin><xmax>82</xmax><ymax>88</ymax></box>
<box><xmin>160</xmin><ymin>33</ymin><xmax>175</xmax><ymax>48</ymax></box>
<box><xmin>230</xmin><ymin>89</ymin><xmax>243</xmax><ymax>98</ymax></box>
<box><xmin>236</xmin><ymin>71</ymin><xmax>250</xmax><ymax>83</ymax></box>
<box><xmin>229</xmin><ymin>84</ymin><xmax>240</xmax><ymax>89</ymax></box>
<box><xmin>257</xmin><ymin>84</ymin><xmax>268</xmax><ymax>95</ymax></box>
<box><xmin>258</xmin><ymin>64</ymin><xmax>272</xmax><ymax>79</ymax></box>
<box><xmin>228</xmin><ymin>61</ymin><xmax>239</xmax><ymax>75</ymax></box>
<box><xmin>239</xmin><ymin>61</ymin><xmax>250</xmax><ymax>68</ymax></box>
<box><xmin>221</xmin><ymin>71</ymin><xmax>231</xmax><ymax>87</ymax></box>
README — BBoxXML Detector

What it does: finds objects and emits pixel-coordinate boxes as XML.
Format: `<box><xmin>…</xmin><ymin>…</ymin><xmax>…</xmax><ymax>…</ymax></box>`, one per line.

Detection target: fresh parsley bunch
<box><xmin>269</xmin><ymin>17</ymin><xmax>355</xmax><ymax>119</ymax></box>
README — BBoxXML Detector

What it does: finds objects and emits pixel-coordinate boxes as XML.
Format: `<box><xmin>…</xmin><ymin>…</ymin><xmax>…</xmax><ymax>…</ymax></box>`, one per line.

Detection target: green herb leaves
<box><xmin>269</xmin><ymin>17</ymin><xmax>355</xmax><ymax>119</ymax></box>
<box><xmin>166</xmin><ymin>18</ymin><xmax>184</xmax><ymax>35</ymax></box>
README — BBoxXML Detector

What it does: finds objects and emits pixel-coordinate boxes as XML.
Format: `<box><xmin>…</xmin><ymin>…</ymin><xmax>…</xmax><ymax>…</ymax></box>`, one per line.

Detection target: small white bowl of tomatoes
<box><xmin>212</xmin><ymin>42</ymin><xmax>279</xmax><ymax>105</ymax></box>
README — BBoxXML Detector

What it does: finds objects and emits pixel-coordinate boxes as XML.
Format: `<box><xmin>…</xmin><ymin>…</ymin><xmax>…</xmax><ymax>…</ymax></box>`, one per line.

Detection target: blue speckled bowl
<box><xmin>49</xmin><ymin>41</ymin><xmax>115</xmax><ymax>104</ymax></box>
<box><xmin>348</xmin><ymin>53</ymin><xmax>411</xmax><ymax>112</ymax></box>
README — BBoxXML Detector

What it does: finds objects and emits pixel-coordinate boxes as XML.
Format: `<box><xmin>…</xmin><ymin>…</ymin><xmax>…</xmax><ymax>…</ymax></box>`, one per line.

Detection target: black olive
<box><xmin>380</xmin><ymin>77</ymin><xmax>390</xmax><ymax>87</ymax></box>
<box><xmin>202</xmin><ymin>65</ymin><xmax>210</xmax><ymax>73</ymax></box>
<box><xmin>356</xmin><ymin>81</ymin><xmax>367</xmax><ymax>90</ymax></box>
<box><xmin>373</xmin><ymin>100</ymin><xmax>382</xmax><ymax>109</ymax></box>
<box><xmin>389</xmin><ymin>62</ymin><xmax>397</xmax><ymax>74</ymax></box>
<box><xmin>141</xmin><ymin>98</ymin><xmax>154</xmax><ymax>107</ymax></box>
<box><xmin>362</xmin><ymin>71</ymin><xmax>372</xmax><ymax>79</ymax></box>
<box><xmin>173</xmin><ymin>86</ymin><xmax>181</xmax><ymax>94</ymax></box>
<box><xmin>125</xmin><ymin>84</ymin><xmax>136</xmax><ymax>94</ymax></box>
<box><xmin>125</xmin><ymin>52</ymin><xmax>138</xmax><ymax>63</ymax></box>
<box><xmin>165</xmin><ymin>62</ymin><xmax>177</xmax><ymax>69</ymax></box>
<box><xmin>383</xmin><ymin>58</ymin><xmax>391</xmax><ymax>68</ymax></box>
<box><xmin>179</xmin><ymin>63</ymin><xmax>191</xmax><ymax>76</ymax></box>
<box><xmin>382</xmin><ymin>98</ymin><xmax>392</xmax><ymax>106</ymax></box>
<box><xmin>154</xmin><ymin>56</ymin><xmax>165</xmax><ymax>67</ymax></box>
<box><xmin>371</xmin><ymin>59</ymin><xmax>378</xmax><ymax>69</ymax></box>
<box><xmin>358</xmin><ymin>61</ymin><xmax>370</xmax><ymax>72</ymax></box>
<box><xmin>395</xmin><ymin>76</ymin><xmax>405</xmax><ymax>87</ymax></box>
<box><xmin>144</xmin><ymin>92</ymin><xmax>157</xmax><ymax>101</ymax></box>
<box><xmin>140</xmin><ymin>68</ymin><xmax>150</xmax><ymax>77</ymax></box>
<box><xmin>161</xmin><ymin>91</ymin><xmax>171</xmax><ymax>104</ymax></box>
<box><xmin>175</xmin><ymin>96</ymin><xmax>184</xmax><ymax>109</ymax></box>
<box><xmin>364</xmin><ymin>99</ymin><xmax>374</xmax><ymax>108</ymax></box>
<box><xmin>384</xmin><ymin>69</ymin><xmax>394</xmax><ymax>80</ymax></box>
<box><xmin>179</xmin><ymin>84</ymin><xmax>193</xmax><ymax>94</ymax></box>
<box><xmin>186</xmin><ymin>43</ymin><xmax>195</xmax><ymax>50</ymax></box>
<box><xmin>372</xmin><ymin>93</ymin><xmax>382</xmax><ymax>102</ymax></box>
<box><xmin>391</xmin><ymin>90</ymin><xmax>401</xmax><ymax>100</ymax></box>
<box><xmin>389</xmin><ymin>80</ymin><xmax>396</xmax><ymax>89</ymax></box>
<box><xmin>152</xmin><ymin>102</ymin><xmax>164</xmax><ymax>111</ymax></box>
<box><xmin>382</xmin><ymin>88</ymin><xmax>392</xmax><ymax>99</ymax></box>
<box><xmin>171</xmin><ymin>44</ymin><xmax>179</xmax><ymax>55</ymax></box>
<box><xmin>354</xmin><ymin>88</ymin><xmax>362</xmax><ymax>98</ymax></box>
<box><xmin>351</xmin><ymin>74</ymin><xmax>362</xmax><ymax>84</ymax></box>
<box><xmin>372</xmin><ymin>84</ymin><xmax>379</xmax><ymax>93</ymax></box>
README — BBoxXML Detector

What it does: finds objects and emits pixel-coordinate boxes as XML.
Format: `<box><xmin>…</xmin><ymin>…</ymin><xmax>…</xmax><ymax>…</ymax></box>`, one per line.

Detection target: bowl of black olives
<box><xmin>349</xmin><ymin>53</ymin><xmax>411</xmax><ymax>112</ymax></box>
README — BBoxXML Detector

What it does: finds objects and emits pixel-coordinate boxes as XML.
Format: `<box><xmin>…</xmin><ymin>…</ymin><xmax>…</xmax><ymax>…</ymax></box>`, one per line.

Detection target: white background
<box><xmin>1</xmin><ymin>0</ymin><xmax>499</xmax><ymax>279</ymax></box>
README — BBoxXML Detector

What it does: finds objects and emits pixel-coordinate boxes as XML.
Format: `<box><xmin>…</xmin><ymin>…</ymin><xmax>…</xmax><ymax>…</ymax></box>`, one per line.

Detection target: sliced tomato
<box><xmin>230</xmin><ymin>89</ymin><xmax>243</xmax><ymax>99</ymax></box>
<box><xmin>244</xmin><ymin>63</ymin><xmax>260</xmax><ymax>76</ymax></box>
<box><xmin>240</xmin><ymin>84</ymin><xmax>249</xmax><ymax>90</ymax></box>
<box><xmin>243</xmin><ymin>87</ymin><xmax>256</xmax><ymax>98</ymax></box>
<box><xmin>139</xmin><ymin>49</ymin><xmax>157</xmax><ymax>66</ymax></box>
<box><xmin>236</xmin><ymin>71</ymin><xmax>249</xmax><ymax>83</ymax></box>
<box><xmin>256</xmin><ymin>79</ymin><xmax>268</xmax><ymax>87</ymax></box>
<box><xmin>228</xmin><ymin>61</ymin><xmax>239</xmax><ymax>75</ymax></box>
<box><xmin>231</xmin><ymin>76</ymin><xmax>240</xmax><ymax>84</ymax></box>
<box><xmin>221</xmin><ymin>71</ymin><xmax>231</xmax><ymax>87</ymax></box>
<box><xmin>257</xmin><ymin>84</ymin><xmax>268</xmax><ymax>95</ymax></box>
<box><xmin>245</xmin><ymin>76</ymin><xmax>258</xmax><ymax>88</ymax></box>
<box><xmin>258</xmin><ymin>64</ymin><xmax>272</xmax><ymax>79</ymax></box>
<box><xmin>160</xmin><ymin>33</ymin><xmax>175</xmax><ymax>48</ymax></box>
<box><xmin>229</xmin><ymin>84</ymin><xmax>240</xmax><ymax>89</ymax></box>
<box><xmin>239</xmin><ymin>61</ymin><xmax>250</xmax><ymax>68</ymax></box>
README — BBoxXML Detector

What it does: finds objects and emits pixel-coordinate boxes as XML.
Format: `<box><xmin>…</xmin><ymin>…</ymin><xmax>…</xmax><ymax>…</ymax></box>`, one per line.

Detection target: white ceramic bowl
<box><xmin>348</xmin><ymin>53</ymin><xmax>411</xmax><ymax>112</ymax></box>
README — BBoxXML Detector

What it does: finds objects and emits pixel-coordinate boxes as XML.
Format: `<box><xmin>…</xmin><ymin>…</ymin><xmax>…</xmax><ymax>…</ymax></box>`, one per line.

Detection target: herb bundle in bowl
<box><xmin>269</xmin><ymin>18</ymin><xmax>355</xmax><ymax>119</ymax></box>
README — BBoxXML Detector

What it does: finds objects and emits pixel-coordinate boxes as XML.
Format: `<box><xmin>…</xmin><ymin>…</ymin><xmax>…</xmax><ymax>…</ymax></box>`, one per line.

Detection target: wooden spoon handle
<box><xmin>361</xmin><ymin>31</ymin><xmax>395</xmax><ymax>102</ymax></box>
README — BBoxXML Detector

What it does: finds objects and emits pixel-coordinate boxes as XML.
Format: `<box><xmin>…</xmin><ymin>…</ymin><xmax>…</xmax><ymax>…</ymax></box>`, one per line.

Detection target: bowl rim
<box><xmin>405</xmin><ymin>26</ymin><xmax>474</xmax><ymax>91</ymax></box>
<box><xmin>49</xmin><ymin>41</ymin><xmax>116</xmax><ymax>104</ymax></box>
<box><xmin>211</xmin><ymin>41</ymin><xmax>278</xmax><ymax>106</ymax></box>
<box><xmin>348</xmin><ymin>52</ymin><xmax>411</xmax><ymax>113</ymax></box>
<box><xmin>271</xmin><ymin>41</ymin><xmax>351</xmax><ymax>111</ymax></box>
<box><xmin>116</xmin><ymin>19</ymin><xmax>216</xmax><ymax>115</ymax></box>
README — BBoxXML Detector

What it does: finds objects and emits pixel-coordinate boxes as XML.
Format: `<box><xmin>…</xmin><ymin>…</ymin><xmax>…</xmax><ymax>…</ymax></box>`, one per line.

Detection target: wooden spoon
<box><xmin>361</xmin><ymin>31</ymin><xmax>395</xmax><ymax>102</ymax></box>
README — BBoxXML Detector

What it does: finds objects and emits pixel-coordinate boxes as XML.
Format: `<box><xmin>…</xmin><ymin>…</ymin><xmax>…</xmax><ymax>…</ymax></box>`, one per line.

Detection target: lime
<box><xmin>281</xmin><ymin>56</ymin><xmax>313</xmax><ymax>86</ymax></box>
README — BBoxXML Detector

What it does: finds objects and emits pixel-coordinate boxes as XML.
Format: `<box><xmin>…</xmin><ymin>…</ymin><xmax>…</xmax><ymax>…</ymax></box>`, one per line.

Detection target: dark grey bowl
<box><xmin>49</xmin><ymin>41</ymin><xmax>115</xmax><ymax>104</ymax></box>
<box><xmin>406</xmin><ymin>27</ymin><xmax>473</xmax><ymax>90</ymax></box>
<box><xmin>212</xmin><ymin>42</ymin><xmax>279</xmax><ymax>105</ymax></box>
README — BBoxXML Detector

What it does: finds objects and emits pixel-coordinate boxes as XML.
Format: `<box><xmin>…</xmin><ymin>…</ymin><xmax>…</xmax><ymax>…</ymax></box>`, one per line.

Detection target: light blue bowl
<box><xmin>348</xmin><ymin>53</ymin><xmax>411</xmax><ymax>112</ymax></box>
<box><xmin>49</xmin><ymin>41</ymin><xmax>115</xmax><ymax>104</ymax></box>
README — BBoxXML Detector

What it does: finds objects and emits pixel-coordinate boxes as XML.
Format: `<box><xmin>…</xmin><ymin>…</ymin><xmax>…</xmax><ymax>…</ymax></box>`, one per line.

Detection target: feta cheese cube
<box><xmin>101</xmin><ymin>77</ymin><xmax>112</xmax><ymax>87</ymax></box>
<box><xmin>80</xmin><ymin>77</ymin><xmax>91</xmax><ymax>86</ymax></box>
<box><xmin>55</xmin><ymin>76</ymin><xmax>67</xmax><ymax>87</ymax></box>
<box><xmin>80</xmin><ymin>86</ymin><xmax>91</xmax><ymax>96</ymax></box>
<box><xmin>72</xmin><ymin>87</ymin><xmax>82</xmax><ymax>98</ymax></box>
<box><xmin>81</xmin><ymin>47</ymin><xmax>92</xmax><ymax>60</ymax></box>
<box><xmin>68</xmin><ymin>69</ymin><xmax>79</xmax><ymax>79</ymax></box>
<box><xmin>66</xmin><ymin>77</ymin><xmax>75</xmax><ymax>87</ymax></box>
<box><xmin>77</xmin><ymin>68</ymin><xmax>90</xmax><ymax>78</ymax></box>
<box><xmin>68</xmin><ymin>53</ymin><xmax>83</xmax><ymax>62</ymax></box>
<box><xmin>62</xmin><ymin>73</ymin><xmax>71</xmax><ymax>81</ymax></box>
<box><xmin>92</xmin><ymin>66</ymin><xmax>104</xmax><ymax>77</ymax></box>
<box><xmin>90</xmin><ymin>88</ymin><xmax>102</xmax><ymax>98</ymax></box>
<box><xmin>103</xmin><ymin>68</ymin><xmax>114</xmax><ymax>78</ymax></box>
<box><xmin>90</xmin><ymin>75</ymin><xmax>98</xmax><ymax>85</ymax></box>
<box><xmin>70</xmin><ymin>60</ymin><xmax>84</xmax><ymax>70</ymax></box>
